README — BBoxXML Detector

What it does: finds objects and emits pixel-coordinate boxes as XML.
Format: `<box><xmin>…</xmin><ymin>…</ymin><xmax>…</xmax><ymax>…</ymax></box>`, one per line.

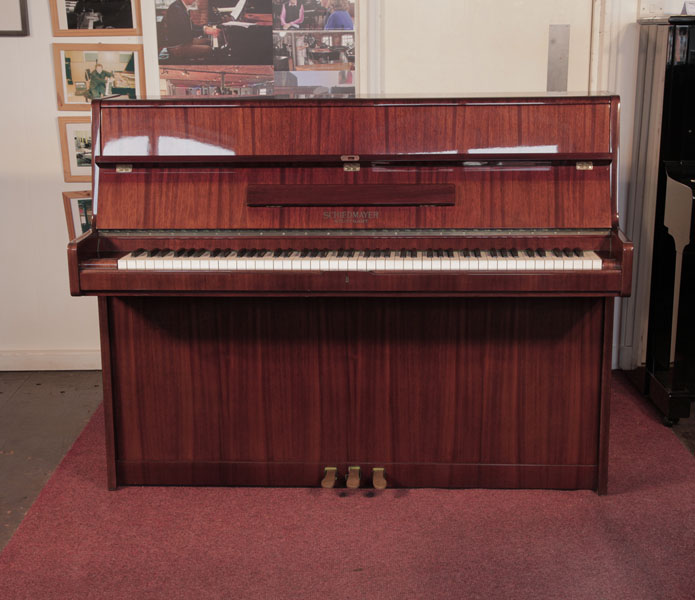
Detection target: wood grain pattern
<box><xmin>107</xmin><ymin>297</ymin><xmax>604</xmax><ymax>488</ymax></box>
<box><xmin>98</xmin><ymin>101</ymin><xmax>612</xmax><ymax>157</ymax></box>
<box><xmin>246</xmin><ymin>184</ymin><xmax>456</xmax><ymax>207</ymax></box>
<box><xmin>92</xmin><ymin>96</ymin><xmax>617</xmax><ymax>230</ymax></box>
<box><xmin>95</xmin><ymin>165</ymin><xmax>612</xmax><ymax>230</ymax></box>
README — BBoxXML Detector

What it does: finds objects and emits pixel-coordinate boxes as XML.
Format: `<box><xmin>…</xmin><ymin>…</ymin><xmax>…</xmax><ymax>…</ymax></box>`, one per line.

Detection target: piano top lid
<box><xmin>96</xmin><ymin>91</ymin><xmax>618</xmax><ymax>108</ymax></box>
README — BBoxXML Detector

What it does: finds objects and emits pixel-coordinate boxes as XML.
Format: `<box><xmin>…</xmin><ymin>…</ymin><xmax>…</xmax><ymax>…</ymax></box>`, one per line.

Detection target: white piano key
<box><xmin>118</xmin><ymin>252</ymin><xmax>133</xmax><ymax>270</ymax></box>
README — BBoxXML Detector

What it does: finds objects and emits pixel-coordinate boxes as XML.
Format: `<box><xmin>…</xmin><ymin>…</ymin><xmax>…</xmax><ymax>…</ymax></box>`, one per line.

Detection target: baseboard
<box><xmin>0</xmin><ymin>350</ymin><xmax>101</xmax><ymax>371</ymax></box>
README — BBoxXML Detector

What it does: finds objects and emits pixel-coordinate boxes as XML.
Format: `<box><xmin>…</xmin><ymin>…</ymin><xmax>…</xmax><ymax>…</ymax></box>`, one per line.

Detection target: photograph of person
<box><xmin>323</xmin><ymin>0</ymin><xmax>353</xmax><ymax>30</ymax></box>
<box><xmin>159</xmin><ymin>65</ymin><xmax>274</xmax><ymax>96</ymax></box>
<box><xmin>54</xmin><ymin>45</ymin><xmax>144</xmax><ymax>109</ymax></box>
<box><xmin>272</xmin><ymin>0</ymin><xmax>354</xmax><ymax>30</ymax></box>
<box><xmin>155</xmin><ymin>0</ymin><xmax>273</xmax><ymax>66</ymax></box>
<box><xmin>50</xmin><ymin>0</ymin><xmax>141</xmax><ymax>35</ymax></box>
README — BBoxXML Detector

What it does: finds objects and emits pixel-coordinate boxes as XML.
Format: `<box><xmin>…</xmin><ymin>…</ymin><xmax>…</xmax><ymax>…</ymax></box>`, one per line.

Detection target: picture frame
<box><xmin>59</xmin><ymin>117</ymin><xmax>92</xmax><ymax>183</ymax></box>
<box><xmin>62</xmin><ymin>191</ymin><xmax>94</xmax><ymax>241</ymax></box>
<box><xmin>53</xmin><ymin>43</ymin><xmax>146</xmax><ymax>111</ymax></box>
<box><xmin>50</xmin><ymin>0</ymin><xmax>141</xmax><ymax>36</ymax></box>
<box><xmin>0</xmin><ymin>0</ymin><xmax>29</xmax><ymax>36</ymax></box>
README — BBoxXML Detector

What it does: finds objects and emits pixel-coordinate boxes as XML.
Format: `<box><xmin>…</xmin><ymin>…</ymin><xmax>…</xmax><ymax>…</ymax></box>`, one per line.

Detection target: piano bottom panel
<box><xmin>103</xmin><ymin>296</ymin><xmax>609</xmax><ymax>491</ymax></box>
<box><xmin>116</xmin><ymin>461</ymin><xmax>597</xmax><ymax>490</ymax></box>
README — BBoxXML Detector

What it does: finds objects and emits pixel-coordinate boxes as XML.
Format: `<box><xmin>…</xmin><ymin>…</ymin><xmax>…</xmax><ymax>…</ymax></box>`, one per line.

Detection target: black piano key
<box><xmin>552</xmin><ymin>248</ymin><xmax>562</xmax><ymax>258</ymax></box>
<box><xmin>131</xmin><ymin>248</ymin><xmax>146</xmax><ymax>257</ymax></box>
<box><xmin>221</xmin><ymin>249</ymin><xmax>232</xmax><ymax>257</ymax></box>
<box><xmin>510</xmin><ymin>248</ymin><xmax>519</xmax><ymax>257</ymax></box>
<box><xmin>193</xmin><ymin>249</ymin><xmax>206</xmax><ymax>257</ymax></box>
<box><xmin>273</xmin><ymin>248</ymin><xmax>283</xmax><ymax>257</ymax></box>
<box><xmin>525</xmin><ymin>248</ymin><xmax>534</xmax><ymax>257</ymax></box>
<box><xmin>427</xmin><ymin>249</ymin><xmax>434</xmax><ymax>258</ymax></box>
<box><xmin>347</xmin><ymin>249</ymin><xmax>355</xmax><ymax>257</ymax></box>
<box><xmin>309</xmin><ymin>249</ymin><xmax>319</xmax><ymax>257</ymax></box>
<box><xmin>462</xmin><ymin>249</ymin><xmax>470</xmax><ymax>258</ymax></box>
<box><xmin>447</xmin><ymin>248</ymin><xmax>454</xmax><ymax>258</ymax></box>
<box><xmin>185</xmin><ymin>249</ymin><xmax>197</xmax><ymax>257</ymax></box>
<box><xmin>563</xmin><ymin>248</ymin><xmax>572</xmax><ymax>257</ymax></box>
<box><xmin>400</xmin><ymin>249</ymin><xmax>407</xmax><ymax>258</ymax></box>
<box><xmin>489</xmin><ymin>248</ymin><xmax>498</xmax><ymax>257</ymax></box>
<box><xmin>574</xmin><ymin>248</ymin><xmax>583</xmax><ymax>257</ymax></box>
<box><xmin>499</xmin><ymin>248</ymin><xmax>508</xmax><ymax>258</ymax></box>
<box><xmin>320</xmin><ymin>249</ymin><xmax>329</xmax><ymax>257</ymax></box>
<box><xmin>536</xmin><ymin>248</ymin><xmax>546</xmax><ymax>257</ymax></box>
<box><xmin>247</xmin><ymin>249</ymin><xmax>258</xmax><ymax>258</ymax></box>
<box><xmin>211</xmin><ymin>248</ymin><xmax>222</xmax><ymax>257</ymax></box>
<box><xmin>337</xmin><ymin>249</ymin><xmax>345</xmax><ymax>258</ymax></box>
<box><xmin>174</xmin><ymin>248</ymin><xmax>187</xmax><ymax>257</ymax></box>
<box><xmin>283</xmin><ymin>249</ymin><xmax>294</xmax><ymax>257</ymax></box>
<box><xmin>146</xmin><ymin>248</ymin><xmax>161</xmax><ymax>257</ymax></box>
<box><xmin>300</xmin><ymin>248</ymin><xmax>309</xmax><ymax>257</ymax></box>
<box><xmin>473</xmin><ymin>248</ymin><xmax>481</xmax><ymax>257</ymax></box>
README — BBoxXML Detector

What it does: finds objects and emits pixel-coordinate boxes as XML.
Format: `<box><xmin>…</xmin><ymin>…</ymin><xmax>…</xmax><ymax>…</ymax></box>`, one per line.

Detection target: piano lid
<box><xmin>91</xmin><ymin>95</ymin><xmax>619</xmax><ymax>231</ymax></box>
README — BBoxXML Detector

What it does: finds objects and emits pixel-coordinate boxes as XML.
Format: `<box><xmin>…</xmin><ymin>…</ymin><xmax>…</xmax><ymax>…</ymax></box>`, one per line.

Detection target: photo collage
<box><xmin>155</xmin><ymin>0</ymin><xmax>355</xmax><ymax>97</ymax></box>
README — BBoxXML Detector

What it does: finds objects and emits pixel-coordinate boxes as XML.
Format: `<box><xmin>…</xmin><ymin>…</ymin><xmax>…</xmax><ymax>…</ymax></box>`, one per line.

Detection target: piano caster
<box><xmin>346</xmin><ymin>466</ymin><xmax>361</xmax><ymax>489</ymax></box>
<box><xmin>321</xmin><ymin>467</ymin><xmax>338</xmax><ymax>489</ymax></box>
<box><xmin>372</xmin><ymin>467</ymin><xmax>387</xmax><ymax>490</ymax></box>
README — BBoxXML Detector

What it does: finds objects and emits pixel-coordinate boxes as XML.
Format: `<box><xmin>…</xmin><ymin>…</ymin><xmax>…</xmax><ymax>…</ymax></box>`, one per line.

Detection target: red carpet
<box><xmin>0</xmin><ymin>373</ymin><xmax>694</xmax><ymax>599</ymax></box>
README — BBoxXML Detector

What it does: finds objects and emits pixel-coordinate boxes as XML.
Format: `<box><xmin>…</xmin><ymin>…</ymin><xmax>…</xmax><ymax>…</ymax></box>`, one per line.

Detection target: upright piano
<box><xmin>68</xmin><ymin>95</ymin><xmax>632</xmax><ymax>494</ymax></box>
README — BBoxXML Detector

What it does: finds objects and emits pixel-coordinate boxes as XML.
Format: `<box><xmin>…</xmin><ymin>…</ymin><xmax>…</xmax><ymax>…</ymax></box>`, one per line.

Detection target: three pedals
<box><xmin>321</xmin><ymin>466</ymin><xmax>388</xmax><ymax>490</ymax></box>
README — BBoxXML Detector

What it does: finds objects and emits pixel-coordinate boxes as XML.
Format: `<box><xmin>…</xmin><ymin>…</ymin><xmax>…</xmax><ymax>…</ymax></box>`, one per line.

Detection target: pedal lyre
<box><xmin>321</xmin><ymin>467</ymin><xmax>338</xmax><ymax>489</ymax></box>
<box><xmin>346</xmin><ymin>466</ymin><xmax>361</xmax><ymax>489</ymax></box>
<box><xmin>372</xmin><ymin>467</ymin><xmax>387</xmax><ymax>490</ymax></box>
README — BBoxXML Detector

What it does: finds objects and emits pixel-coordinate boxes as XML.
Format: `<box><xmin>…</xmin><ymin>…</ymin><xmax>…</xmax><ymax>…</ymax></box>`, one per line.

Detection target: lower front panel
<box><xmin>105</xmin><ymin>297</ymin><xmax>606</xmax><ymax>489</ymax></box>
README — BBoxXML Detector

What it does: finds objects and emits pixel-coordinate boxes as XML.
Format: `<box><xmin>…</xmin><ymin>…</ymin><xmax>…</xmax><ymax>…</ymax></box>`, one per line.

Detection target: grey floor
<box><xmin>0</xmin><ymin>371</ymin><xmax>102</xmax><ymax>550</ymax></box>
<box><xmin>0</xmin><ymin>370</ymin><xmax>693</xmax><ymax>552</ymax></box>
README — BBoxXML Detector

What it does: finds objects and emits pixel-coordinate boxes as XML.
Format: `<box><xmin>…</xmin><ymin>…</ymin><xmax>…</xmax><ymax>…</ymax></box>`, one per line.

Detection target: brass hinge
<box><xmin>116</xmin><ymin>164</ymin><xmax>133</xmax><ymax>173</ymax></box>
<box><xmin>576</xmin><ymin>161</ymin><xmax>594</xmax><ymax>171</ymax></box>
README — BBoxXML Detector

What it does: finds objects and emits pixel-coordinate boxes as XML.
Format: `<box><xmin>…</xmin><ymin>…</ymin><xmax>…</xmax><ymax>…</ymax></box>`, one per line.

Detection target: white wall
<box><xmin>0</xmin><ymin>2</ymin><xmax>138</xmax><ymax>370</ymax></box>
<box><xmin>379</xmin><ymin>0</ymin><xmax>593</xmax><ymax>94</ymax></box>
<box><xmin>0</xmin><ymin>0</ymin><xmax>645</xmax><ymax>370</ymax></box>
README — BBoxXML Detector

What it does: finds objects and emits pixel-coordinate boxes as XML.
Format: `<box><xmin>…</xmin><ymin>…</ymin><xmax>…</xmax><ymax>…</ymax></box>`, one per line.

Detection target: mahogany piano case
<box><xmin>68</xmin><ymin>95</ymin><xmax>632</xmax><ymax>493</ymax></box>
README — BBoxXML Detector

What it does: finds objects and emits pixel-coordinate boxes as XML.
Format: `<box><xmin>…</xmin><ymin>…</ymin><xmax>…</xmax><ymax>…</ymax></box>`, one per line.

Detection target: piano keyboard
<box><xmin>117</xmin><ymin>248</ymin><xmax>602</xmax><ymax>271</ymax></box>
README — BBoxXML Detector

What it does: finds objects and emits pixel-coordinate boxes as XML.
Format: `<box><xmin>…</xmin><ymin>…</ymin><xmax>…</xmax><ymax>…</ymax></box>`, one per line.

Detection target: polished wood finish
<box><xmin>246</xmin><ymin>184</ymin><xmax>456</xmax><ymax>207</ymax></box>
<box><xmin>70</xmin><ymin>95</ymin><xmax>632</xmax><ymax>493</ymax></box>
<box><xmin>106</xmin><ymin>297</ymin><xmax>604</xmax><ymax>489</ymax></box>
<box><xmin>95</xmin><ymin>165</ymin><xmax>611</xmax><ymax>230</ymax></box>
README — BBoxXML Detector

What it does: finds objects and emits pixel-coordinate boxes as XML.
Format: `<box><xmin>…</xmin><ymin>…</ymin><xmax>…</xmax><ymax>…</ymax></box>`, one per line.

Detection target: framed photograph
<box><xmin>62</xmin><ymin>191</ymin><xmax>94</xmax><ymax>241</ymax></box>
<box><xmin>0</xmin><ymin>0</ymin><xmax>29</xmax><ymax>36</ymax></box>
<box><xmin>53</xmin><ymin>43</ymin><xmax>146</xmax><ymax>111</ymax></box>
<box><xmin>50</xmin><ymin>0</ymin><xmax>141</xmax><ymax>36</ymax></box>
<box><xmin>59</xmin><ymin>117</ymin><xmax>92</xmax><ymax>183</ymax></box>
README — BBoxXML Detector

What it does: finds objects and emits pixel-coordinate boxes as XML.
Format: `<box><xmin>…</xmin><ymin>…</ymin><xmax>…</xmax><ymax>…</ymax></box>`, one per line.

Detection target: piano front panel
<box><xmin>108</xmin><ymin>296</ymin><xmax>604</xmax><ymax>488</ymax></box>
<box><xmin>95</xmin><ymin>164</ymin><xmax>612</xmax><ymax>230</ymax></box>
<box><xmin>99</xmin><ymin>101</ymin><xmax>612</xmax><ymax>158</ymax></box>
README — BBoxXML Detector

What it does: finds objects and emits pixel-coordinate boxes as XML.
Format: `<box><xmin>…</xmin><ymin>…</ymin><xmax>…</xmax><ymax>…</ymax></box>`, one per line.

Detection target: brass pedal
<box><xmin>346</xmin><ymin>466</ymin><xmax>361</xmax><ymax>489</ymax></box>
<box><xmin>321</xmin><ymin>467</ymin><xmax>338</xmax><ymax>489</ymax></box>
<box><xmin>372</xmin><ymin>467</ymin><xmax>387</xmax><ymax>490</ymax></box>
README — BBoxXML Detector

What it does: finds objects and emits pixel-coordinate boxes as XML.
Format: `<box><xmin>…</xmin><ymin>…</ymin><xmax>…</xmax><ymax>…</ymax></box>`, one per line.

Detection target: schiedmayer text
<box><xmin>324</xmin><ymin>210</ymin><xmax>379</xmax><ymax>224</ymax></box>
